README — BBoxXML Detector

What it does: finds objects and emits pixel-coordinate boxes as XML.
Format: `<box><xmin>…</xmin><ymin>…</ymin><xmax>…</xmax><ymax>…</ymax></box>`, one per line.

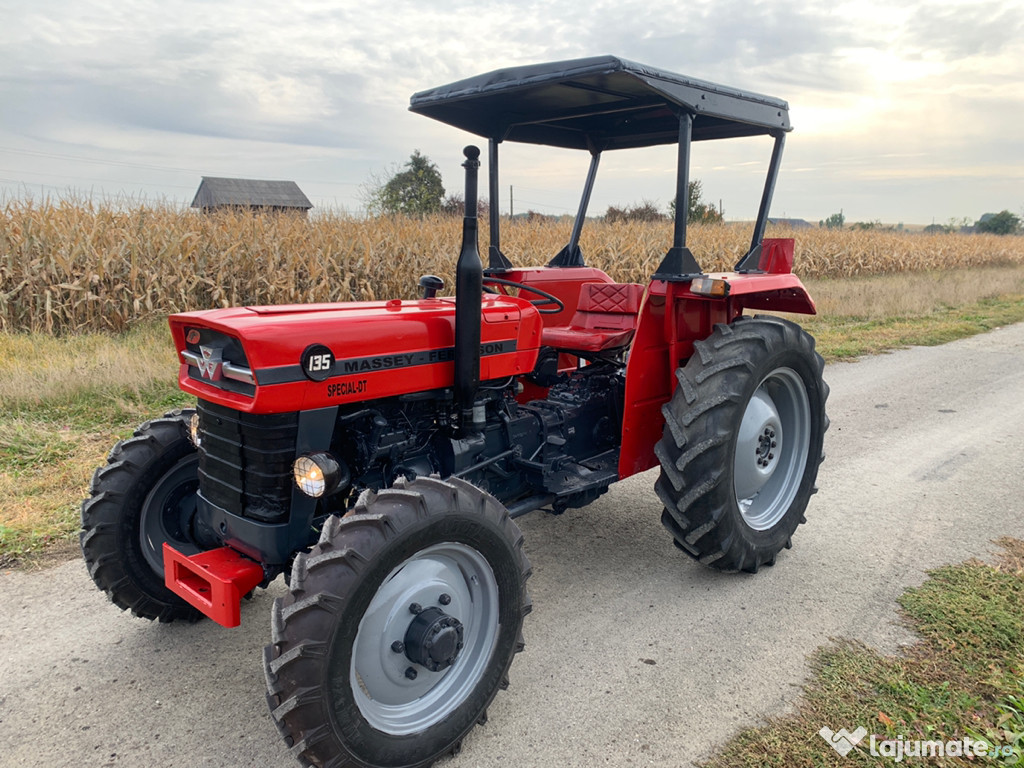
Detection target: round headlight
<box><xmin>294</xmin><ymin>452</ymin><xmax>342</xmax><ymax>498</ymax></box>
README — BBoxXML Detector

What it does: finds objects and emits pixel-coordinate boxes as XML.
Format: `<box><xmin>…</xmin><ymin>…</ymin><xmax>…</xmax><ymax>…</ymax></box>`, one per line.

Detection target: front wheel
<box><xmin>80</xmin><ymin>409</ymin><xmax>203</xmax><ymax>622</ymax></box>
<box><xmin>655</xmin><ymin>316</ymin><xmax>829</xmax><ymax>573</ymax></box>
<box><xmin>265</xmin><ymin>476</ymin><xmax>531</xmax><ymax>768</ymax></box>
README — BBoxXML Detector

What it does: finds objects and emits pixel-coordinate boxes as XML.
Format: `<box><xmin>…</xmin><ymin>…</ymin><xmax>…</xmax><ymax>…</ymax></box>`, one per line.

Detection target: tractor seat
<box><xmin>541</xmin><ymin>282</ymin><xmax>645</xmax><ymax>353</ymax></box>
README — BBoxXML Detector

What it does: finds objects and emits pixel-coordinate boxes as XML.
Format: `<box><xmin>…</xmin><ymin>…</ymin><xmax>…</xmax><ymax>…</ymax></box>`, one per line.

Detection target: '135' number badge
<box><xmin>301</xmin><ymin>344</ymin><xmax>335</xmax><ymax>382</ymax></box>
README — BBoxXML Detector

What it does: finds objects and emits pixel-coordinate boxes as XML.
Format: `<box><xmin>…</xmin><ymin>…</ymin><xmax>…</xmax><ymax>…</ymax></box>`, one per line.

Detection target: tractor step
<box><xmin>546</xmin><ymin>450</ymin><xmax>619</xmax><ymax>497</ymax></box>
<box><xmin>163</xmin><ymin>544</ymin><xmax>264</xmax><ymax>628</ymax></box>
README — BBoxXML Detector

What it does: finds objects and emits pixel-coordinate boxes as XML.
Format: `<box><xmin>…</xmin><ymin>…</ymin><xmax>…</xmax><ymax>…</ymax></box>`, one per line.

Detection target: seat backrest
<box><xmin>578</xmin><ymin>282</ymin><xmax>644</xmax><ymax>314</ymax></box>
<box><xmin>572</xmin><ymin>282</ymin><xmax>645</xmax><ymax>330</ymax></box>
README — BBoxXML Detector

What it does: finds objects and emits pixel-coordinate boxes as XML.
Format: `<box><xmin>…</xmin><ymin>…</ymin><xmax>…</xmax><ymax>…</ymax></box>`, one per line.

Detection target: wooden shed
<box><xmin>191</xmin><ymin>177</ymin><xmax>313</xmax><ymax>214</ymax></box>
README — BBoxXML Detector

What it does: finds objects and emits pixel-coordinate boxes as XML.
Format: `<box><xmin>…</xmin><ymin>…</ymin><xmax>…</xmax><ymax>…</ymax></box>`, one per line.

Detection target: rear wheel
<box><xmin>655</xmin><ymin>316</ymin><xmax>828</xmax><ymax>573</ymax></box>
<box><xmin>265</xmin><ymin>476</ymin><xmax>531</xmax><ymax>768</ymax></box>
<box><xmin>80</xmin><ymin>410</ymin><xmax>202</xmax><ymax>622</ymax></box>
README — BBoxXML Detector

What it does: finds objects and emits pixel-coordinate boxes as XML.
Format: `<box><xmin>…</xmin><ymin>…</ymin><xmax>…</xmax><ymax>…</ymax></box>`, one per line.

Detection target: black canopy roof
<box><xmin>410</xmin><ymin>56</ymin><xmax>791</xmax><ymax>151</ymax></box>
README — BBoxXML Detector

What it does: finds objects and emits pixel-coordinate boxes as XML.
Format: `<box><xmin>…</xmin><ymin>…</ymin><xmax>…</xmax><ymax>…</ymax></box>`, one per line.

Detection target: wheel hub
<box><xmin>351</xmin><ymin>542</ymin><xmax>500</xmax><ymax>734</ymax></box>
<box><xmin>140</xmin><ymin>454</ymin><xmax>201</xmax><ymax>576</ymax></box>
<box><xmin>403</xmin><ymin>606</ymin><xmax>465</xmax><ymax>672</ymax></box>
<box><xmin>756</xmin><ymin>425</ymin><xmax>778</xmax><ymax>469</ymax></box>
<box><xmin>734</xmin><ymin>388</ymin><xmax>782</xmax><ymax>501</ymax></box>
<box><xmin>732</xmin><ymin>367</ymin><xmax>812</xmax><ymax>531</ymax></box>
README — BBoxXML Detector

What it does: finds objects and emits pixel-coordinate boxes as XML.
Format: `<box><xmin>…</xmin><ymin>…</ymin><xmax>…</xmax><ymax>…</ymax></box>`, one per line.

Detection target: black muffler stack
<box><xmin>454</xmin><ymin>146</ymin><xmax>483</xmax><ymax>434</ymax></box>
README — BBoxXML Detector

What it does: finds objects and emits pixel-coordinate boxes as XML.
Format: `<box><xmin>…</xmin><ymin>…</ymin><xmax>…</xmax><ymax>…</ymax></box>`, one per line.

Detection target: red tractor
<box><xmin>82</xmin><ymin>56</ymin><xmax>827</xmax><ymax>768</ymax></box>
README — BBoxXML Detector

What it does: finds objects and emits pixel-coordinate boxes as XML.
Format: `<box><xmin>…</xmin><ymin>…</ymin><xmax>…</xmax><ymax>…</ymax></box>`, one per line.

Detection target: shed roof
<box><xmin>409</xmin><ymin>55</ymin><xmax>791</xmax><ymax>151</ymax></box>
<box><xmin>191</xmin><ymin>177</ymin><xmax>313</xmax><ymax>210</ymax></box>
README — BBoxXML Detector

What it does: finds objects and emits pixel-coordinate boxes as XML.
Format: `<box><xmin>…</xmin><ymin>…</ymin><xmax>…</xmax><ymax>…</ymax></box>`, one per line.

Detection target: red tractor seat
<box><xmin>541</xmin><ymin>282</ymin><xmax>645</xmax><ymax>353</ymax></box>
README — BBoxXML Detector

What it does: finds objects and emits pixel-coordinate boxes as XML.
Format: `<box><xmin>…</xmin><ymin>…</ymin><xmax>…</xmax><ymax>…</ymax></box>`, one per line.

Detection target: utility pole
<box><xmin>509</xmin><ymin>185</ymin><xmax>513</xmax><ymax>217</ymax></box>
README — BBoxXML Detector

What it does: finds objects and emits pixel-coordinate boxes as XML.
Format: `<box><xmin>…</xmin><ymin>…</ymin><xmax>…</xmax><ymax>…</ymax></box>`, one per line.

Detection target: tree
<box><xmin>820</xmin><ymin>211</ymin><xmax>845</xmax><ymax>230</ymax></box>
<box><xmin>365</xmin><ymin>150</ymin><xmax>445</xmax><ymax>216</ymax></box>
<box><xmin>605</xmin><ymin>200</ymin><xmax>665</xmax><ymax>223</ymax></box>
<box><xmin>668</xmin><ymin>180</ymin><xmax>723</xmax><ymax>224</ymax></box>
<box><xmin>975</xmin><ymin>210</ymin><xmax>1021</xmax><ymax>235</ymax></box>
<box><xmin>851</xmin><ymin>219</ymin><xmax>882</xmax><ymax>231</ymax></box>
<box><xmin>439</xmin><ymin>193</ymin><xmax>490</xmax><ymax>219</ymax></box>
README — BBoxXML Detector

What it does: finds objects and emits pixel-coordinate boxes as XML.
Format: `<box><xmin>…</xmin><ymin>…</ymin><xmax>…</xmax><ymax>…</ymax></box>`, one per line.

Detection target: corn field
<box><xmin>2</xmin><ymin>198</ymin><xmax>1023</xmax><ymax>333</ymax></box>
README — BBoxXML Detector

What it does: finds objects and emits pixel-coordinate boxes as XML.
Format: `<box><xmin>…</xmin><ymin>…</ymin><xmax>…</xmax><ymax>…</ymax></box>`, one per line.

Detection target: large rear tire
<box><xmin>80</xmin><ymin>410</ymin><xmax>203</xmax><ymax>622</ymax></box>
<box><xmin>265</xmin><ymin>476</ymin><xmax>531</xmax><ymax>768</ymax></box>
<box><xmin>655</xmin><ymin>316</ymin><xmax>828</xmax><ymax>573</ymax></box>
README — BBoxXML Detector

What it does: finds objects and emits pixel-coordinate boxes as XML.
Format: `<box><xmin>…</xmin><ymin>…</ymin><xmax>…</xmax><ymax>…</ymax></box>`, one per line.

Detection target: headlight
<box><xmin>293</xmin><ymin>452</ymin><xmax>343</xmax><ymax>498</ymax></box>
<box><xmin>189</xmin><ymin>411</ymin><xmax>202</xmax><ymax>448</ymax></box>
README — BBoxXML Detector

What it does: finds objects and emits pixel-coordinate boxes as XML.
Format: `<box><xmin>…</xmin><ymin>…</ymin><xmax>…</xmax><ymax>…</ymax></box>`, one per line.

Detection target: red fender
<box><xmin>617</xmin><ymin>258</ymin><xmax>815</xmax><ymax>479</ymax></box>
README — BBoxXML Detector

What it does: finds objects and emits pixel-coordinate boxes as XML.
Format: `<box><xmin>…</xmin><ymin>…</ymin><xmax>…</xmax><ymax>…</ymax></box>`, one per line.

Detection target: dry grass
<box><xmin>3</xmin><ymin>198</ymin><xmax>1023</xmax><ymax>332</ymax></box>
<box><xmin>0</xmin><ymin>425</ymin><xmax>112</xmax><ymax>566</ymax></box>
<box><xmin>0</xmin><ymin>321</ymin><xmax>179</xmax><ymax>408</ymax></box>
<box><xmin>0</xmin><ymin>321</ymin><xmax>191</xmax><ymax>563</ymax></box>
<box><xmin>805</xmin><ymin>266</ymin><xmax>1024</xmax><ymax>319</ymax></box>
<box><xmin>779</xmin><ymin>265</ymin><xmax>1024</xmax><ymax>359</ymax></box>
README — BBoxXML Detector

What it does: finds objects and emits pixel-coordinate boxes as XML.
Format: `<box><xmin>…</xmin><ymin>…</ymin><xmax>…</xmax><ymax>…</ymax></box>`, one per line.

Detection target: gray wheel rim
<box><xmin>139</xmin><ymin>454</ymin><xmax>200</xmax><ymax>576</ymax></box>
<box><xmin>733</xmin><ymin>367</ymin><xmax>811</xmax><ymax>530</ymax></box>
<box><xmin>352</xmin><ymin>542</ymin><xmax>499</xmax><ymax>735</ymax></box>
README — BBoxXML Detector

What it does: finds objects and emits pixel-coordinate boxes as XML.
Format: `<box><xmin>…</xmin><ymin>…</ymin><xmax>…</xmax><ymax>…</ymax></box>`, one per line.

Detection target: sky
<box><xmin>1</xmin><ymin>0</ymin><xmax>1022</xmax><ymax>225</ymax></box>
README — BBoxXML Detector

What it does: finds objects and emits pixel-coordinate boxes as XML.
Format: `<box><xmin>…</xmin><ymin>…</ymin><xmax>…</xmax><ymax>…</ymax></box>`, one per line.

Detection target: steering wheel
<box><xmin>482</xmin><ymin>277</ymin><xmax>566</xmax><ymax>315</ymax></box>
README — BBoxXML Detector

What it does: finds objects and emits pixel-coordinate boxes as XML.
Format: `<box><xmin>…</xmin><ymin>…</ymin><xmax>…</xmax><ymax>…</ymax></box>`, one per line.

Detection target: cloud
<box><xmin>902</xmin><ymin>0</ymin><xmax>1024</xmax><ymax>59</ymax></box>
<box><xmin>0</xmin><ymin>0</ymin><xmax>1020</xmax><ymax>222</ymax></box>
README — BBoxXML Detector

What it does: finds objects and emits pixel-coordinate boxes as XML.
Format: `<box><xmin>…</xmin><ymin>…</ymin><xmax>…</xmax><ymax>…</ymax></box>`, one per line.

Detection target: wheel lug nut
<box><xmin>771</xmin><ymin>441</ymin><xmax>777</xmax><ymax>448</ymax></box>
<box><xmin>409</xmin><ymin>603</ymin><xmax>422</xmax><ymax>614</ymax></box>
<box><xmin>391</xmin><ymin>641</ymin><xmax>405</xmax><ymax>654</ymax></box>
<box><xmin>768</xmin><ymin>453</ymin><xmax>775</xmax><ymax>460</ymax></box>
<box><xmin>439</xmin><ymin>593</ymin><xmax>451</xmax><ymax>606</ymax></box>
<box><xmin>405</xmin><ymin>667</ymin><xmax>417</xmax><ymax>680</ymax></box>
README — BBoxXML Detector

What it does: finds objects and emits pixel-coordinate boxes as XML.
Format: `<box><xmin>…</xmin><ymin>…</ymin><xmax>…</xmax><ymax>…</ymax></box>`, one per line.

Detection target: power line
<box><xmin>0</xmin><ymin>167</ymin><xmax>196</xmax><ymax>190</ymax></box>
<box><xmin>0</xmin><ymin>145</ymin><xmax>206</xmax><ymax>175</ymax></box>
<box><xmin>513</xmin><ymin>197</ymin><xmax>573</xmax><ymax>214</ymax></box>
<box><xmin>0</xmin><ymin>145</ymin><xmax>362</xmax><ymax>188</ymax></box>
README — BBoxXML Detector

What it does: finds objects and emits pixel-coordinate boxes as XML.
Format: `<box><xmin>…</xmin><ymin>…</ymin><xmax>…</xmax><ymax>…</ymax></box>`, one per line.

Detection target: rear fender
<box><xmin>617</xmin><ymin>268</ymin><xmax>816</xmax><ymax>478</ymax></box>
<box><xmin>723</xmin><ymin>272</ymin><xmax>816</xmax><ymax>315</ymax></box>
<box><xmin>730</xmin><ymin>238</ymin><xmax>816</xmax><ymax>315</ymax></box>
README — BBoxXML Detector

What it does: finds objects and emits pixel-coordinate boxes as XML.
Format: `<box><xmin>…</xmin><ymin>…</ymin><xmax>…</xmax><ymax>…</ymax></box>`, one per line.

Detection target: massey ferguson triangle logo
<box><xmin>196</xmin><ymin>346</ymin><xmax>224</xmax><ymax>380</ymax></box>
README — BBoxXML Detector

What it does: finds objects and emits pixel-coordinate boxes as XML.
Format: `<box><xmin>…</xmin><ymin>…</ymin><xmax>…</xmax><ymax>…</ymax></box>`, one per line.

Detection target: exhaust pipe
<box><xmin>454</xmin><ymin>146</ymin><xmax>483</xmax><ymax>435</ymax></box>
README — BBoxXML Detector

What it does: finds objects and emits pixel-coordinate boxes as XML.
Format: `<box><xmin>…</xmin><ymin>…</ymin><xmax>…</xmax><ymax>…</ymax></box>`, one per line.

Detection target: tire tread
<box><xmin>655</xmin><ymin>316</ymin><xmax>829</xmax><ymax>573</ymax></box>
<box><xmin>80</xmin><ymin>409</ymin><xmax>201</xmax><ymax>622</ymax></box>
<box><xmin>265</xmin><ymin>476</ymin><xmax>531</xmax><ymax>768</ymax></box>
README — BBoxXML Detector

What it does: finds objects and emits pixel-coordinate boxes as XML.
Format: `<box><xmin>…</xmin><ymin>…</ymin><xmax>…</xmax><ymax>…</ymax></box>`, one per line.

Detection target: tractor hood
<box><xmin>169</xmin><ymin>295</ymin><xmax>542</xmax><ymax>414</ymax></box>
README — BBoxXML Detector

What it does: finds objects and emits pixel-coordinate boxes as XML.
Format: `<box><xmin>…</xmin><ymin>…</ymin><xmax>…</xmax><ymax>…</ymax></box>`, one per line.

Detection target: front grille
<box><xmin>183</xmin><ymin>328</ymin><xmax>255</xmax><ymax>396</ymax></box>
<box><xmin>196</xmin><ymin>400</ymin><xmax>298</xmax><ymax>523</ymax></box>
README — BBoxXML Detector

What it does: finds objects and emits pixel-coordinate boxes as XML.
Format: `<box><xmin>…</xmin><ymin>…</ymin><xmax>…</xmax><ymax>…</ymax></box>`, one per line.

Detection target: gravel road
<box><xmin>2</xmin><ymin>323</ymin><xmax>1022</xmax><ymax>768</ymax></box>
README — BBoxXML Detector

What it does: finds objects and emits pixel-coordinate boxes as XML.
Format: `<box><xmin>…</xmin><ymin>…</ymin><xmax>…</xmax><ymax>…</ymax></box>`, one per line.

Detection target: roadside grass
<box><xmin>0</xmin><ymin>321</ymin><xmax>193</xmax><ymax>565</ymax></box>
<box><xmin>0</xmin><ymin>265</ymin><xmax>1023</xmax><ymax>565</ymax></box>
<box><xmin>701</xmin><ymin>539</ymin><xmax>1024</xmax><ymax>767</ymax></box>
<box><xmin>790</xmin><ymin>265</ymin><xmax>1024</xmax><ymax>360</ymax></box>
